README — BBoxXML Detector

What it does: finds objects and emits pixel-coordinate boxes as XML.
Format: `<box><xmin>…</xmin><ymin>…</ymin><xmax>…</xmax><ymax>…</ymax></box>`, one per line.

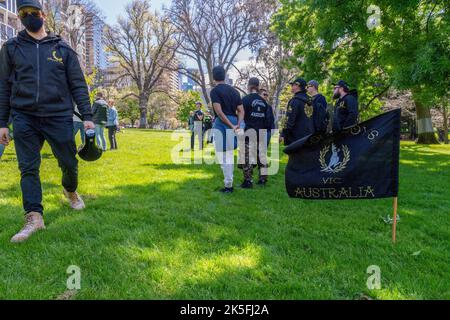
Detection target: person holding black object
<box><xmin>281</xmin><ymin>77</ymin><xmax>313</xmax><ymax>146</ymax></box>
<box><xmin>306</xmin><ymin>80</ymin><xmax>329</xmax><ymax>134</ymax></box>
<box><xmin>210</xmin><ymin>66</ymin><xmax>245</xmax><ymax>194</ymax></box>
<box><xmin>332</xmin><ymin>80</ymin><xmax>359</xmax><ymax>132</ymax></box>
<box><xmin>203</xmin><ymin>111</ymin><xmax>214</xmax><ymax>144</ymax></box>
<box><xmin>239</xmin><ymin>78</ymin><xmax>273</xmax><ymax>188</ymax></box>
<box><xmin>191</xmin><ymin>101</ymin><xmax>204</xmax><ymax>150</ymax></box>
<box><xmin>0</xmin><ymin>0</ymin><xmax>95</xmax><ymax>243</ymax></box>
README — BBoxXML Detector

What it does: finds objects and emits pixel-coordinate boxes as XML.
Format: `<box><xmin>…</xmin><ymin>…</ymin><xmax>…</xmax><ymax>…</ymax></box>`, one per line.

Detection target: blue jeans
<box><xmin>11</xmin><ymin>112</ymin><xmax>78</xmax><ymax>215</ymax></box>
<box><xmin>73</xmin><ymin>121</ymin><xmax>85</xmax><ymax>144</ymax></box>
<box><xmin>0</xmin><ymin>143</ymin><xmax>5</xmax><ymax>159</ymax></box>
<box><xmin>95</xmin><ymin>125</ymin><xmax>107</xmax><ymax>151</ymax></box>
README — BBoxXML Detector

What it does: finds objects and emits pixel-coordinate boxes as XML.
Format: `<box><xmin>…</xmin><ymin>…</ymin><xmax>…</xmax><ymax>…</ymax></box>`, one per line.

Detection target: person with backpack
<box><xmin>0</xmin><ymin>0</ymin><xmax>94</xmax><ymax>243</ymax></box>
<box><xmin>281</xmin><ymin>77</ymin><xmax>313</xmax><ymax>146</ymax></box>
<box><xmin>332</xmin><ymin>80</ymin><xmax>359</xmax><ymax>132</ymax></box>
<box><xmin>306</xmin><ymin>80</ymin><xmax>330</xmax><ymax>134</ymax></box>
<box><xmin>92</xmin><ymin>91</ymin><xmax>108</xmax><ymax>152</ymax></box>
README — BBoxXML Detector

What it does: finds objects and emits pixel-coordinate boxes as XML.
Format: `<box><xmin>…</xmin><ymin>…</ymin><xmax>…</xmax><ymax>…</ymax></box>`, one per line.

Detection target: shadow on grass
<box><xmin>0</xmin><ymin>145</ymin><xmax>448</xmax><ymax>300</ymax></box>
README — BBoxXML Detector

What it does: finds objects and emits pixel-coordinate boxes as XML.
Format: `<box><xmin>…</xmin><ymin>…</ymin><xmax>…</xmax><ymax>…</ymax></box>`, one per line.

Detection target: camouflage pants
<box><xmin>239</xmin><ymin>138</ymin><xmax>268</xmax><ymax>182</ymax></box>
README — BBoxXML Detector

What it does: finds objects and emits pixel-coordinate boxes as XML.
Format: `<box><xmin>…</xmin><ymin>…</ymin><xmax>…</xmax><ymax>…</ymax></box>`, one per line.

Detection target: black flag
<box><xmin>284</xmin><ymin>109</ymin><xmax>401</xmax><ymax>200</ymax></box>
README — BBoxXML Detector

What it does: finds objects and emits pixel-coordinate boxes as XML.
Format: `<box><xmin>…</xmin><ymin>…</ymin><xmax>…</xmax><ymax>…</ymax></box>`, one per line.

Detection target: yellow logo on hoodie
<box><xmin>48</xmin><ymin>51</ymin><xmax>64</xmax><ymax>65</ymax></box>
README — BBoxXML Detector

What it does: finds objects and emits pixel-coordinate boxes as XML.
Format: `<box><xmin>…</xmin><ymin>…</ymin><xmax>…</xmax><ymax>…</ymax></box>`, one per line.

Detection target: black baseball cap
<box><xmin>333</xmin><ymin>80</ymin><xmax>350</xmax><ymax>90</ymax></box>
<box><xmin>289</xmin><ymin>77</ymin><xmax>307</xmax><ymax>88</ymax></box>
<box><xmin>17</xmin><ymin>0</ymin><xmax>43</xmax><ymax>11</ymax></box>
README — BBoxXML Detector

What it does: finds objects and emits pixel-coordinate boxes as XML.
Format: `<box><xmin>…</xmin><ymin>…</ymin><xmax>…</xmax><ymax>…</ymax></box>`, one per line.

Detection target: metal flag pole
<box><xmin>392</xmin><ymin>197</ymin><xmax>398</xmax><ymax>244</ymax></box>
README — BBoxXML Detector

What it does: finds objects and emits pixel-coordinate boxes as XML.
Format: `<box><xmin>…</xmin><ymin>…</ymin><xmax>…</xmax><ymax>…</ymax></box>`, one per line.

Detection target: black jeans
<box><xmin>11</xmin><ymin>112</ymin><xmax>78</xmax><ymax>215</ymax></box>
<box><xmin>107</xmin><ymin>126</ymin><xmax>118</xmax><ymax>150</ymax></box>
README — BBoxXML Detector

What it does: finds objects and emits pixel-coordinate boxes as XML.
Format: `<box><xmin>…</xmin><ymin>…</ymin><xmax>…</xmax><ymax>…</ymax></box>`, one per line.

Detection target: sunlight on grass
<box><xmin>0</xmin><ymin>131</ymin><xmax>448</xmax><ymax>299</ymax></box>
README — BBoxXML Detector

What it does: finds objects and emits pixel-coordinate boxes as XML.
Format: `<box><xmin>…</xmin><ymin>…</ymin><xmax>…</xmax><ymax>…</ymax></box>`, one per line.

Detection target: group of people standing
<box><xmin>207</xmin><ymin>66</ymin><xmax>359</xmax><ymax>194</ymax></box>
<box><xmin>74</xmin><ymin>91</ymin><xmax>120</xmax><ymax>151</ymax></box>
<box><xmin>281</xmin><ymin>78</ymin><xmax>359</xmax><ymax>146</ymax></box>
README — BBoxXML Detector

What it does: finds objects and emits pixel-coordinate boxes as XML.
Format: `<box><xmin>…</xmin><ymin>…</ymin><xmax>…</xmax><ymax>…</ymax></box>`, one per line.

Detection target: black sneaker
<box><xmin>220</xmin><ymin>187</ymin><xmax>234</xmax><ymax>194</ymax></box>
<box><xmin>240</xmin><ymin>180</ymin><xmax>253</xmax><ymax>189</ymax></box>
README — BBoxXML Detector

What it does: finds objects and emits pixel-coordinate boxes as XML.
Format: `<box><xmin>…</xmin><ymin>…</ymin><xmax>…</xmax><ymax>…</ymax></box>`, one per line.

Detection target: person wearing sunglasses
<box><xmin>281</xmin><ymin>77</ymin><xmax>314</xmax><ymax>146</ymax></box>
<box><xmin>331</xmin><ymin>80</ymin><xmax>359</xmax><ymax>132</ymax></box>
<box><xmin>0</xmin><ymin>0</ymin><xmax>95</xmax><ymax>243</ymax></box>
<box><xmin>306</xmin><ymin>80</ymin><xmax>330</xmax><ymax>134</ymax></box>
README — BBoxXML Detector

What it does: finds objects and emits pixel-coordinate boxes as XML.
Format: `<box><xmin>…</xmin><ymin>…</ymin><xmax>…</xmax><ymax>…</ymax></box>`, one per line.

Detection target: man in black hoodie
<box><xmin>332</xmin><ymin>80</ymin><xmax>359</xmax><ymax>132</ymax></box>
<box><xmin>0</xmin><ymin>0</ymin><xmax>94</xmax><ymax>243</ymax></box>
<box><xmin>281</xmin><ymin>77</ymin><xmax>313</xmax><ymax>146</ymax></box>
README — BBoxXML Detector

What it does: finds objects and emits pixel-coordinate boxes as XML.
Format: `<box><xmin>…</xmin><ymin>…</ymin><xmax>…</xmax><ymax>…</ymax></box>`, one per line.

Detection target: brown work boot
<box><xmin>63</xmin><ymin>189</ymin><xmax>86</xmax><ymax>210</ymax></box>
<box><xmin>10</xmin><ymin>212</ymin><xmax>46</xmax><ymax>243</ymax></box>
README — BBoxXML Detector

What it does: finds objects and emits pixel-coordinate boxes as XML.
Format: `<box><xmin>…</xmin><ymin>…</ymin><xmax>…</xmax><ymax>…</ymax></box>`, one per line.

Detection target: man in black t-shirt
<box><xmin>191</xmin><ymin>101</ymin><xmax>204</xmax><ymax>150</ymax></box>
<box><xmin>238</xmin><ymin>78</ymin><xmax>274</xmax><ymax>188</ymax></box>
<box><xmin>203</xmin><ymin>111</ymin><xmax>214</xmax><ymax>144</ymax></box>
<box><xmin>209</xmin><ymin>66</ymin><xmax>245</xmax><ymax>194</ymax></box>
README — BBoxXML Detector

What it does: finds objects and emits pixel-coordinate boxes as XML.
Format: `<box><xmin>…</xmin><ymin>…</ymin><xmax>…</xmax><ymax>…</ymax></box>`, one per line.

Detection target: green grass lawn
<box><xmin>0</xmin><ymin>130</ymin><xmax>449</xmax><ymax>300</ymax></box>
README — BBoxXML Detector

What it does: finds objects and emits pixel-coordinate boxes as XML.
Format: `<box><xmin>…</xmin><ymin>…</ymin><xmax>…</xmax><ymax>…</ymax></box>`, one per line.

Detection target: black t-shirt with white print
<box><xmin>242</xmin><ymin>93</ymin><xmax>272</xmax><ymax>131</ymax></box>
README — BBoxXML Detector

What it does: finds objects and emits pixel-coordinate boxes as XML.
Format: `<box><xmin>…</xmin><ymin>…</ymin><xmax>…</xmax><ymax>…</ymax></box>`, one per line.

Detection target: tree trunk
<box><xmin>414</xmin><ymin>98</ymin><xmax>439</xmax><ymax>144</ymax></box>
<box><xmin>138</xmin><ymin>94</ymin><xmax>149</xmax><ymax>129</ymax></box>
<box><xmin>272</xmin><ymin>85</ymin><xmax>284</xmax><ymax>129</ymax></box>
<box><xmin>444</xmin><ymin>105</ymin><xmax>449</xmax><ymax>145</ymax></box>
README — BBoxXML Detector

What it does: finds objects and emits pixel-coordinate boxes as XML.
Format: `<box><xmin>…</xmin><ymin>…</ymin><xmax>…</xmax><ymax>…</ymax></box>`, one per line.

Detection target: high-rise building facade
<box><xmin>0</xmin><ymin>0</ymin><xmax>19</xmax><ymax>46</ymax></box>
<box><xmin>86</xmin><ymin>15</ymin><xmax>108</xmax><ymax>75</ymax></box>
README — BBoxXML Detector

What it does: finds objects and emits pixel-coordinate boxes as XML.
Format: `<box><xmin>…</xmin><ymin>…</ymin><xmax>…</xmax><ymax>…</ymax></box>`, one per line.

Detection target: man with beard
<box><xmin>281</xmin><ymin>78</ymin><xmax>313</xmax><ymax>146</ymax></box>
<box><xmin>306</xmin><ymin>80</ymin><xmax>329</xmax><ymax>134</ymax></box>
<box><xmin>332</xmin><ymin>80</ymin><xmax>359</xmax><ymax>132</ymax></box>
<box><xmin>0</xmin><ymin>0</ymin><xmax>94</xmax><ymax>243</ymax></box>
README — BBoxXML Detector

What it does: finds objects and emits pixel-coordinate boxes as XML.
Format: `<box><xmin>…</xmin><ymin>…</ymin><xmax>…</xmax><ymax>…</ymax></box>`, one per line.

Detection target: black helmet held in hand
<box><xmin>77</xmin><ymin>129</ymin><xmax>103</xmax><ymax>162</ymax></box>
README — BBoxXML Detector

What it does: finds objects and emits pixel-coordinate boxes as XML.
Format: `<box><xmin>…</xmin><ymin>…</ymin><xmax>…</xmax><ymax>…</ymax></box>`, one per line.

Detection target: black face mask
<box><xmin>20</xmin><ymin>15</ymin><xmax>44</xmax><ymax>33</ymax></box>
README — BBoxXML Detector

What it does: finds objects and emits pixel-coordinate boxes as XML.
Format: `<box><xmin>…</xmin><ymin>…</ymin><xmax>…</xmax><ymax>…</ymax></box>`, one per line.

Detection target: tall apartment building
<box><xmin>85</xmin><ymin>15</ymin><xmax>108</xmax><ymax>76</ymax></box>
<box><xmin>0</xmin><ymin>0</ymin><xmax>19</xmax><ymax>46</ymax></box>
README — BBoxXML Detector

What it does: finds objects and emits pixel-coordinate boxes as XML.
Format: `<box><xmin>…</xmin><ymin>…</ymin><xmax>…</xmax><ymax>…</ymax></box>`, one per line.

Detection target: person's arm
<box><xmin>0</xmin><ymin>43</ymin><xmax>12</xmax><ymax>129</ymax></box>
<box><xmin>285</xmin><ymin>99</ymin><xmax>300</xmax><ymax>131</ymax></box>
<box><xmin>236</xmin><ymin>104</ymin><xmax>244</xmax><ymax>129</ymax></box>
<box><xmin>64</xmin><ymin>45</ymin><xmax>94</xmax><ymax>128</ymax></box>
<box><xmin>0</xmin><ymin>44</ymin><xmax>12</xmax><ymax>145</ymax></box>
<box><xmin>213</xmin><ymin>103</ymin><xmax>235</xmax><ymax>129</ymax></box>
<box><xmin>114</xmin><ymin>109</ymin><xmax>119</xmax><ymax>126</ymax></box>
<box><xmin>343</xmin><ymin>95</ymin><xmax>359</xmax><ymax>128</ymax></box>
<box><xmin>313</xmin><ymin>96</ymin><xmax>327</xmax><ymax>132</ymax></box>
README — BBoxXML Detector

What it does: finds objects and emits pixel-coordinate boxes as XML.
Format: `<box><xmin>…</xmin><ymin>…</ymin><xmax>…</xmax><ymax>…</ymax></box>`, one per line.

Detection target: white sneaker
<box><xmin>63</xmin><ymin>189</ymin><xmax>86</xmax><ymax>210</ymax></box>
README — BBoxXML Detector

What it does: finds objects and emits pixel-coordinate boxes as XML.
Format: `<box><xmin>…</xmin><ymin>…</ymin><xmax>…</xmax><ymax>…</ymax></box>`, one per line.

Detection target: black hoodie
<box><xmin>332</xmin><ymin>90</ymin><xmax>359</xmax><ymax>132</ymax></box>
<box><xmin>0</xmin><ymin>30</ymin><xmax>92</xmax><ymax>128</ymax></box>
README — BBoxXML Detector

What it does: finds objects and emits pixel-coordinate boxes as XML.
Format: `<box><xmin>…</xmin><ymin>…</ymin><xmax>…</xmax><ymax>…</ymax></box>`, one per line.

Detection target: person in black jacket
<box><xmin>332</xmin><ymin>80</ymin><xmax>359</xmax><ymax>132</ymax></box>
<box><xmin>0</xmin><ymin>0</ymin><xmax>95</xmax><ymax>243</ymax></box>
<box><xmin>281</xmin><ymin>77</ymin><xmax>313</xmax><ymax>146</ymax></box>
<box><xmin>306</xmin><ymin>80</ymin><xmax>329</xmax><ymax>134</ymax></box>
<box><xmin>238</xmin><ymin>78</ymin><xmax>273</xmax><ymax>188</ymax></box>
